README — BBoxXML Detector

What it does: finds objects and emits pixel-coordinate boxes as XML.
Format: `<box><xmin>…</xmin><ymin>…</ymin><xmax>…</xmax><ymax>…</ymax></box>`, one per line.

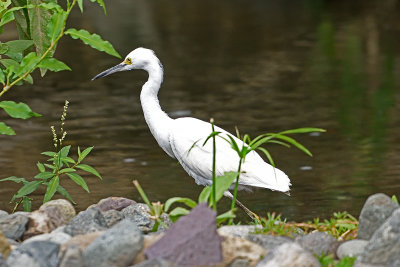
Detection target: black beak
<box><xmin>92</xmin><ymin>63</ymin><xmax>127</xmax><ymax>80</ymax></box>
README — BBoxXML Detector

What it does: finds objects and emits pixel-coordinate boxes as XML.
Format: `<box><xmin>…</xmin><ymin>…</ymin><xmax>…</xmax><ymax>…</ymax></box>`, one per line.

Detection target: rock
<box><xmin>130</xmin><ymin>258</ymin><xmax>177</xmax><ymax>267</ymax></box>
<box><xmin>121</xmin><ymin>203</ymin><xmax>155</xmax><ymax>233</ymax></box>
<box><xmin>23</xmin><ymin>206</ymin><xmax>66</xmax><ymax>239</ymax></box>
<box><xmin>61</xmin><ymin>231</ymin><xmax>104</xmax><ymax>253</ymax></box>
<box><xmin>256</xmin><ymin>242</ymin><xmax>321</xmax><ymax>267</ymax></box>
<box><xmin>145</xmin><ymin>203</ymin><xmax>222</xmax><ymax>266</ymax></box>
<box><xmin>0</xmin><ymin>213</ymin><xmax>29</xmax><ymax>240</ymax></box>
<box><xmin>247</xmin><ymin>234</ymin><xmax>293</xmax><ymax>251</ymax></box>
<box><xmin>23</xmin><ymin>231</ymin><xmax>71</xmax><ymax>245</ymax></box>
<box><xmin>0</xmin><ymin>253</ymin><xmax>4</xmax><ymax>267</ymax></box>
<box><xmin>295</xmin><ymin>231</ymin><xmax>338</xmax><ymax>256</ymax></box>
<box><xmin>221</xmin><ymin>234</ymin><xmax>266</xmax><ymax>266</ymax></box>
<box><xmin>356</xmin><ymin>208</ymin><xmax>400</xmax><ymax>266</ymax></box>
<box><xmin>63</xmin><ymin>208</ymin><xmax>107</xmax><ymax>236</ymax></box>
<box><xmin>0</xmin><ymin>211</ymin><xmax>8</xmax><ymax>219</ymax></box>
<box><xmin>40</xmin><ymin>199</ymin><xmax>76</xmax><ymax>223</ymax></box>
<box><xmin>102</xmin><ymin>209</ymin><xmax>125</xmax><ymax>227</ymax></box>
<box><xmin>133</xmin><ymin>233</ymin><xmax>164</xmax><ymax>264</ymax></box>
<box><xmin>6</xmin><ymin>238</ymin><xmax>19</xmax><ymax>250</ymax></box>
<box><xmin>0</xmin><ymin>232</ymin><xmax>11</xmax><ymax>258</ymax></box>
<box><xmin>91</xmin><ymin>197</ymin><xmax>136</xmax><ymax>212</ymax></box>
<box><xmin>6</xmin><ymin>241</ymin><xmax>59</xmax><ymax>267</ymax></box>
<box><xmin>218</xmin><ymin>225</ymin><xmax>262</xmax><ymax>239</ymax></box>
<box><xmin>230</xmin><ymin>258</ymin><xmax>251</xmax><ymax>267</ymax></box>
<box><xmin>59</xmin><ymin>245</ymin><xmax>84</xmax><ymax>267</ymax></box>
<box><xmin>83</xmin><ymin>218</ymin><xmax>143</xmax><ymax>267</ymax></box>
<box><xmin>358</xmin><ymin>193</ymin><xmax>398</xmax><ymax>240</ymax></box>
<box><xmin>337</xmin><ymin>239</ymin><xmax>368</xmax><ymax>259</ymax></box>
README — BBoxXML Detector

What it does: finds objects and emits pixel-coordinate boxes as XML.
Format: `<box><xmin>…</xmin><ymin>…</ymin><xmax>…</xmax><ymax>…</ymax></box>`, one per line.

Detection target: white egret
<box><xmin>93</xmin><ymin>48</ymin><xmax>291</xmax><ymax>218</ymax></box>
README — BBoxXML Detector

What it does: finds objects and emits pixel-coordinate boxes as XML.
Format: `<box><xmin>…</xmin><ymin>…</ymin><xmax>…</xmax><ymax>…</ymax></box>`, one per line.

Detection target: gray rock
<box><xmin>357</xmin><ymin>208</ymin><xmax>400</xmax><ymax>266</ymax></box>
<box><xmin>0</xmin><ymin>213</ymin><xmax>29</xmax><ymax>240</ymax></box>
<box><xmin>337</xmin><ymin>239</ymin><xmax>368</xmax><ymax>259</ymax></box>
<box><xmin>6</xmin><ymin>241</ymin><xmax>59</xmax><ymax>267</ymax></box>
<box><xmin>296</xmin><ymin>231</ymin><xmax>338</xmax><ymax>256</ymax></box>
<box><xmin>145</xmin><ymin>203</ymin><xmax>222</xmax><ymax>266</ymax></box>
<box><xmin>247</xmin><ymin>234</ymin><xmax>293</xmax><ymax>251</ymax></box>
<box><xmin>230</xmin><ymin>258</ymin><xmax>251</xmax><ymax>267</ymax></box>
<box><xmin>217</xmin><ymin>225</ymin><xmax>262</xmax><ymax>238</ymax></box>
<box><xmin>59</xmin><ymin>245</ymin><xmax>84</xmax><ymax>267</ymax></box>
<box><xmin>131</xmin><ymin>257</ymin><xmax>177</xmax><ymax>267</ymax></box>
<box><xmin>92</xmin><ymin>197</ymin><xmax>136</xmax><ymax>212</ymax></box>
<box><xmin>0</xmin><ymin>253</ymin><xmax>4</xmax><ymax>267</ymax></box>
<box><xmin>121</xmin><ymin>203</ymin><xmax>154</xmax><ymax>233</ymax></box>
<box><xmin>102</xmin><ymin>209</ymin><xmax>125</xmax><ymax>227</ymax></box>
<box><xmin>64</xmin><ymin>208</ymin><xmax>107</xmax><ymax>236</ymax></box>
<box><xmin>0</xmin><ymin>211</ymin><xmax>8</xmax><ymax>219</ymax></box>
<box><xmin>23</xmin><ymin>231</ymin><xmax>71</xmax><ymax>245</ymax></box>
<box><xmin>83</xmin><ymin>218</ymin><xmax>143</xmax><ymax>267</ymax></box>
<box><xmin>256</xmin><ymin>242</ymin><xmax>321</xmax><ymax>267</ymax></box>
<box><xmin>358</xmin><ymin>193</ymin><xmax>398</xmax><ymax>240</ymax></box>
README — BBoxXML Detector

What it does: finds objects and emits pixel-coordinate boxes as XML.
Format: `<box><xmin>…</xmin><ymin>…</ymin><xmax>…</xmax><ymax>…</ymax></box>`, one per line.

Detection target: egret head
<box><xmin>92</xmin><ymin>47</ymin><xmax>160</xmax><ymax>80</ymax></box>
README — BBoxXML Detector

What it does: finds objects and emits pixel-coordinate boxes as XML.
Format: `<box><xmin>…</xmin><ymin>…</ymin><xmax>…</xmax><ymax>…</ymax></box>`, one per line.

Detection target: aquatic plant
<box><xmin>0</xmin><ymin>101</ymin><xmax>102</xmax><ymax>211</ymax></box>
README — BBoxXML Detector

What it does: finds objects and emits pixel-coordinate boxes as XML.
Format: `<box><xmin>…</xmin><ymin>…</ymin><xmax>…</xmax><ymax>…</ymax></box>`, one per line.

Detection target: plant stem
<box><xmin>228</xmin><ymin>158</ymin><xmax>242</xmax><ymax>225</ymax></box>
<box><xmin>210</xmin><ymin>118</ymin><xmax>217</xmax><ymax>212</ymax></box>
<box><xmin>0</xmin><ymin>0</ymin><xmax>77</xmax><ymax>98</ymax></box>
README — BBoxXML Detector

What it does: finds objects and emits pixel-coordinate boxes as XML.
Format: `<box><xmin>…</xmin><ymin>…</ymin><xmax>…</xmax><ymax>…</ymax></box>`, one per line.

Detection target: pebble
<box><xmin>256</xmin><ymin>242</ymin><xmax>321</xmax><ymax>267</ymax></box>
<box><xmin>83</xmin><ymin>218</ymin><xmax>143</xmax><ymax>267</ymax></box>
<box><xmin>336</xmin><ymin>239</ymin><xmax>368</xmax><ymax>259</ymax></box>
<box><xmin>63</xmin><ymin>208</ymin><xmax>107</xmax><ymax>236</ymax></box>
<box><xmin>221</xmin><ymin>234</ymin><xmax>266</xmax><ymax>266</ymax></box>
<box><xmin>0</xmin><ymin>213</ymin><xmax>29</xmax><ymax>240</ymax></box>
<box><xmin>295</xmin><ymin>231</ymin><xmax>338</xmax><ymax>256</ymax></box>
<box><xmin>357</xmin><ymin>193</ymin><xmax>398</xmax><ymax>240</ymax></box>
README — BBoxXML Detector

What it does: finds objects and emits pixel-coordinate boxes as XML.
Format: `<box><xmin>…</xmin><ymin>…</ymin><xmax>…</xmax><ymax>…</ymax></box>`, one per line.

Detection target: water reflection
<box><xmin>0</xmin><ymin>0</ymin><xmax>399</xmax><ymax>221</ymax></box>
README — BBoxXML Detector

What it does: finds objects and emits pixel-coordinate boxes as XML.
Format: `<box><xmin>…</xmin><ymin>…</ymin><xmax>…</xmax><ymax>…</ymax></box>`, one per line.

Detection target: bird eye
<box><xmin>125</xmin><ymin>58</ymin><xmax>132</xmax><ymax>64</ymax></box>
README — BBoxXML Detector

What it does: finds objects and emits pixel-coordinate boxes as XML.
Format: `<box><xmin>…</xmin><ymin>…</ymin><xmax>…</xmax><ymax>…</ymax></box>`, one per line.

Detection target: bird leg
<box><xmin>223</xmin><ymin>191</ymin><xmax>260</xmax><ymax>221</ymax></box>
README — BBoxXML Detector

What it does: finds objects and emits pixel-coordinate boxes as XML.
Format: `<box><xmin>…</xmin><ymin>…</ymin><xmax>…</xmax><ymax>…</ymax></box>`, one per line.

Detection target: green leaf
<box><xmin>65</xmin><ymin>28</ymin><xmax>120</xmax><ymax>58</ymax></box>
<box><xmin>44</xmin><ymin>163</ymin><xmax>56</xmax><ymax>170</ymax></box>
<box><xmin>169</xmin><ymin>207</ymin><xmax>190</xmax><ymax>222</ymax></box>
<box><xmin>61</xmin><ymin>157</ymin><xmax>75</xmax><ymax>164</ymax></box>
<box><xmin>274</xmin><ymin>134</ymin><xmax>313</xmax><ymax>157</ymax></box>
<box><xmin>89</xmin><ymin>0</ymin><xmax>105</xmax><ymax>14</ymax></box>
<box><xmin>41</xmin><ymin>151</ymin><xmax>56</xmax><ymax>157</ymax></box>
<box><xmin>0</xmin><ymin>122</ymin><xmax>16</xmax><ymax>135</ymax></box>
<box><xmin>0</xmin><ymin>11</ymin><xmax>15</xmax><ymax>28</ymax></box>
<box><xmin>59</xmin><ymin>145</ymin><xmax>71</xmax><ymax>158</ymax></box>
<box><xmin>59</xmin><ymin>168</ymin><xmax>75</xmax><ymax>174</ymax></box>
<box><xmin>279</xmin><ymin>128</ymin><xmax>326</xmax><ymax>135</ymax></box>
<box><xmin>0</xmin><ymin>69</ymin><xmax>5</xmax><ymax>85</ymax></box>
<box><xmin>15</xmin><ymin>52</ymin><xmax>40</xmax><ymax>76</ymax></box>
<box><xmin>34</xmin><ymin>171</ymin><xmax>55</xmax><ymax>180</ymax></box>
<box><xmin>0</xmin><ymin>100</ymin><xmax>41</xmax><ymax>119</ymax></box>
<box><xmin>77</xmin><ymin>0</ymin><xmax>83</xmax><ymax>12</ymax></box>
<box><xmin>36</xmin><ymin>162</ymin><xmax>45</xmax><ymax>172</ymax></box>
<box><xmin>257</xmin><ymin>147</ymin><xmax>275</xmax><ymax>167</ymax></box>
<box><xmin>164</xmin><ymin>197</ymin><xmax>197</xmax><ymax>212</ymax></box>
<box><xmin>216</xmin><ymin>209</ymin><xmax>236</xmax><ymax>224</ymax></box>
<box><xmin>43</xmin><ymin>175</ymin><xmax>59</xmax><ymax>202</ymax></box>
<box><xmin>198</xmin><ymin>186</ymin><xmax>211</xmax><ymax>203</ymax></box>
<box><xmin>76</xmin><ymin>164</ymin><xmax>102</xmax><ymax>179</ymax></box>
<box><xmin>66</xmin><ymin>173</ymin><xmax>89</xmax><ymax>193</ymax></box>
<box><xmin>78</xmin><ymin>146</ymin><xmax>93</xmax><ymax>162</ymax></box>
<box><xmin>8</xmin><ymin>0</ymin><xmax>30</xmax><ymax>40</ymax></box>
<box><xmin>15</xmin><ymin>180</ymin><xmax>42</xmax><ymax>198</ymax></box>
<box><xmin>57</xmin><ymin>184</ymin><xmax>75</xmax><ymax>204</ymax></box>
<box><xmin>0</xmin><ymin>176</ymin><xmax>27</xmax><ymax>183</ymax></box>
<box><xmin>47</xmin><ymin>11</ymin><xmax>66</xmax><ymax>43</ymax></box>
<box><xmin>22</xmin><ymin>196</ymin><xmax>32</xmax><ymax>212</ymax></box>
<box><xmin>38</xmin><ymin>57</ymin><xmax>71</xmax><ymax>72</ymax></box>
<box><xmin>214</xmin><ymin>171</ymin><xmax>238</xmax><ymax>203</ymax></box>
<box><xmin>4</xmin><ymin>40</ymin><xmax>34</xmax><ymax>54</ymax></box>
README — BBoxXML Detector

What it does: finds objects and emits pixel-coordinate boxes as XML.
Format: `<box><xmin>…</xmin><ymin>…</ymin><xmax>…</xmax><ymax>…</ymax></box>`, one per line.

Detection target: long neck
<box><xmin>140</xmin><ymin>60</ymin><xmax>175</xmax><ymax>158</ymax></box>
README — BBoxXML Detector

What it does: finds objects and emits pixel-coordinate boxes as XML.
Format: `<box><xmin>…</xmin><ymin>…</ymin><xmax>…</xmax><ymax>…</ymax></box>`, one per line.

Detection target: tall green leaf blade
<box><xmin>0</xmin><ymin>122</ymin><xmax>16</xmax><ymax>135</ymax></box>
<box><xmin>15</xmin><ymin>52</ymin><xmax>40</xmax><ymax>76</ymax></box>
<box><xmin>76</xmin><ymin>164</ymin><xmax>102</xmax><ymax>179</ymax></box>
<box><xmin>65</xmin><ymin>28</ymin><xmax>120</xmax><ymax>58</ymax></box>
<box><xmin>0</xmin><ymin>176</ymin><xmax>27</xmax><ymax>183</ymax></box>
<box><xmin>274</xmin><ymin>134</ymin><xmax>313</xmax><ymax>157</ymax></box>
<box><xmin>43</xmin><ymin>175</ymin><xmax>59</xmax><ymax>202</ymax></box>
<box><xmin>15</xmin><ymin>180</ymin><xmax>42</xmax><ymax>198</ymax></box>
<box><xmin>279</xmin><ymin>128</ymin><xmax>326</xmax><ymax>135</ymax></box>
<box><xmin>164</xmin><ymin>197</ymin><xmax>197</xmax><ymax>212</ymax></box>
<box><xmin>47</xmin><ymin>10</ymin><xmax>66</xmax><ymax>43</ymax></box>
<box><xmin>57</xmin><ymin>184</ymin><xmax>75</xmax><ymax>204</ymax></box>
<box><xmin>38</xmin><ymin>57</ymin><xmax>71</xmax><ymax>72</ymax></box>
<box><xmin>0</xmin><ymin>100</ymin><xmax>41</xmax><ymax>119</ymax></box>
<box><xmin>66</xmin><ymin>173</ymin><xmax>89</xmax><ymax>193</ymax></box>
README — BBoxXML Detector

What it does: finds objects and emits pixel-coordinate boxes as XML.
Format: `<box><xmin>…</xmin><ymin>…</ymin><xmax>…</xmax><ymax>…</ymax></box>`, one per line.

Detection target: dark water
<box><xmin>1</xmin><ymin>0</ymin><xmax>399</xmax><ymax>221</ymax></box>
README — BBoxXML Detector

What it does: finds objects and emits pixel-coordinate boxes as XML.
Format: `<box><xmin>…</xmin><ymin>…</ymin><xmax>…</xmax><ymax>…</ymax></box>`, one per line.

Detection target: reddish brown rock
<box><xmin>40</xmin><ymin>199</ymin><xmax>76</xmax><ymax>223</ymax></box>
<box><xmin>145</xmin><ymin>203</ymin><xmax>223</xmax><ymax>266</ymax></box>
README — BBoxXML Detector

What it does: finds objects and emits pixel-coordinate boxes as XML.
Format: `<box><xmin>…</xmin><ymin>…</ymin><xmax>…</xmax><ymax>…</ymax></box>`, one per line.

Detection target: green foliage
<box><xmin>0</xmin><ymin>0</ymin><xmax>120</xmax><ymax>135</ymax></box>
<box><xmin>317</xmin><ymin>253</ymin><xmax>355</xmax><ymax>267</ymax></box>
<box><xmin>392</xmin><ymin>195</ymin><xmax>398</xmax><ymax>204</ymax></box>
<box><xmin>254</xmin><ymin>212</ymin><xmax>299</xmax><ymax>237</ymax></box>
<box><xmin>0</xmin><ymin>101</ymin><xmax>102</xmax><ymax>211</ymax></box>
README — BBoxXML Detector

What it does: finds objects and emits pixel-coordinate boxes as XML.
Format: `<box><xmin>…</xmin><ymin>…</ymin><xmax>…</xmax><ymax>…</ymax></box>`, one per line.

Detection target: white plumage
<box><xmin>93</xmin><ymin>47</ymin><xmax>291</xmax><ymax>202</ymax></box>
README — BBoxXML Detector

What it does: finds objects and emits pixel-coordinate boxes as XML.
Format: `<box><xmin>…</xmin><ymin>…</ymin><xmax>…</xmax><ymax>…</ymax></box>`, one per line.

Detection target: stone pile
<box><xmin>0</xmin><ymin>193</ymin><xmax>398</xmax><ymax>267</ymax></box>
